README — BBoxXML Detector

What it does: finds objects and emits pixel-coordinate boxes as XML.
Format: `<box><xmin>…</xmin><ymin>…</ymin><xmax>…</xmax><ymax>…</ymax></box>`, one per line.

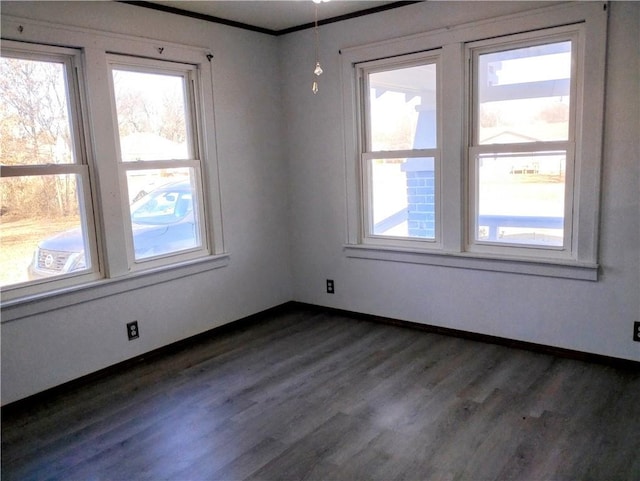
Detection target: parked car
<box><xmin>28</xmin><ymin>181</ymin><xmax>197</xmax><ymax>280</ymax></box>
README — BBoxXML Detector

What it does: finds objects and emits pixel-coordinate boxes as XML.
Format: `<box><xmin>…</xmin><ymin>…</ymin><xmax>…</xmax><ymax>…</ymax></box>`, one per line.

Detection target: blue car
<box><xmin>28</xmin><ymin>181</ymin><xmax>198</xmax><ymax>279</ymax></box>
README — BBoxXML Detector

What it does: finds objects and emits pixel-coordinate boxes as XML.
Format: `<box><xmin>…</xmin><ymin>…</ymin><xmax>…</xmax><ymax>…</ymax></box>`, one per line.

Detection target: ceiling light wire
<box><xmin>312</xmin><ymin>2</ymin><xmax>324</xmax><ymax>94</ymax></box>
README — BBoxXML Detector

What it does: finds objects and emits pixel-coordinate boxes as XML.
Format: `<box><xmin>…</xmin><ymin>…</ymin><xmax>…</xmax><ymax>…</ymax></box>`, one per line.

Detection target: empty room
<box><xmin>1</xmin><ymin>1</ymin><xmax>639</xmax><ymax>479</ymax></box>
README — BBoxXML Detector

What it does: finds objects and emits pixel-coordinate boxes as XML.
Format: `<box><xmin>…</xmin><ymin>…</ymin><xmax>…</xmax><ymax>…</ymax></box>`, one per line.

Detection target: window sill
<box><xmin>343</xmin><ymin>244</ymin><xmax>598</xmax><ymax>281</ymax></box>
<box><xmin>1</xmin><ymin>253</ymin><xmax>230</xmax><ymax>323</ymax></box>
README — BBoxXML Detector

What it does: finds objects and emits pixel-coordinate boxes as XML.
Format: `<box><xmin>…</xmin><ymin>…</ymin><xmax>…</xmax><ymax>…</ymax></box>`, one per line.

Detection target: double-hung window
<box><xmin>1</xmin><ymin>19</ymin><xmax>224</xmax><ymax>305</ymax></box>
<box><xmin>359</xmin><ymin>53</ymin><xmax>441</xmax><ymax>247</ymax></box>
<box><xmin>0</xmin><ymin>42</ymin><xmax>99</xmax><ymax>291</ymax></box>
<box><xmin>468</xmin><ymin>29</ymin><xmax>578</xmax><ymax>260</ymax></box>
<box><xmin>108</xmin><ymin>56</ymin><xmax>208</xmax><ymax>268</ymax></box>
<box><xmin>342</xmin><ymin>2</ymin><xmax>606</xmax><ymax>279</ymax></box>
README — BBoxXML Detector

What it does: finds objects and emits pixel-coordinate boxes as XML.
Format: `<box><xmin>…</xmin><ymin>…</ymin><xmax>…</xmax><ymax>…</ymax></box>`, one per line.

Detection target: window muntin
<box><xmin>360</xmin><ymin>55</ymin><xmax>440</xmax><ymax>243</ymax></box>
<box><xmin>0</xmin><ymin>48</ymin><xmax>98</xmax><ymax>291</ymax></box>
<box><xmin>469</xmin><ymin>35</ymin><xmax>576</xmax><ymax>253</ymax></box>
<box><xmin>109</xmin><ymin>57</ymin><xmax>208</xmax><ymax>266</ymax></box>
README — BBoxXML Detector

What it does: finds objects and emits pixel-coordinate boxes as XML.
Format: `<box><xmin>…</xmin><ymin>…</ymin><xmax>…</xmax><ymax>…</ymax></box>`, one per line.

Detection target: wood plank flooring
<box><xmin>2</xmin><ymin>304</ymin><xmax>639</xmax><ymax>480</ymax></box>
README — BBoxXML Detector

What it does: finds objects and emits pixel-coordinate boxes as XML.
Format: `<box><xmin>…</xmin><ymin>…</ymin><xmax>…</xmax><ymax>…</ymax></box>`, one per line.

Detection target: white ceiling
<box><xmin>143</xmin><ymin>1</ymin><xmax>403</xmax><ymax>33</ymax></box>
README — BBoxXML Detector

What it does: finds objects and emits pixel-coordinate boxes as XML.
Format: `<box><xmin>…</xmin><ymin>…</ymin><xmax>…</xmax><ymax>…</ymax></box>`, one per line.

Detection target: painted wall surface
<box><xmin>1</xmin><ymin>1</ymin><xmax>292</xmax><ymax>404</ymax></box>
<box><xmin>282</xmin><ymin>2</ymin><xmax>640</xmax><ymax>360</ymax></box>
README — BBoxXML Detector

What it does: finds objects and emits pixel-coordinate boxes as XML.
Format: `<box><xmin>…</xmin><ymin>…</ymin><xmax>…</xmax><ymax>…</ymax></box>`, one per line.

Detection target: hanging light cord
<box><xmin>314</xmin><ymin>4</ymin><xmax>320</xmax><ymax>63</ymax></box>
<box><xmin>312</xmin><ymin>3</ymin><xmax>323</xmax><ymax>94</ymax></box>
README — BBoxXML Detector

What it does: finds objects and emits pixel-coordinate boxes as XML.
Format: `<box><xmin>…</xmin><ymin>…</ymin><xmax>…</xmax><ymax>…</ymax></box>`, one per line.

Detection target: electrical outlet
<box><xmin>634</xmin><ymin>321</ymin><xmax>640</xmax><ymax>342</ymax></box>
<box><xmin>127</xmin><ymin>321</ymin><xmax>139</xmax><ymax>341</ymax></box>
<box><xmin>326</xmin><ymin>279</ymin><xmax>335</xmax><ymax>294</ymax></box>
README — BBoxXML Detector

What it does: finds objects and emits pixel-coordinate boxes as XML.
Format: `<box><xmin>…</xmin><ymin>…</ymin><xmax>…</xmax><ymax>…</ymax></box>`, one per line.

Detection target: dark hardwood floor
<box><xmin>2</xmin><ymin>304</ymin><xmax>639</xmax><ymax>480</ymax></box>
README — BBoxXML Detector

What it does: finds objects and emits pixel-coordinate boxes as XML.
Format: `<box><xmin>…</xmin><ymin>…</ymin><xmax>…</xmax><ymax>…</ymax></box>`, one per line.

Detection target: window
<box><xmin>0</xmin><ymin>24</ymin><xmax>224</xmax><ymax>304</ymax></box>
<box><xmin>0</xmin><ymin>44</ymin><xmax>99</xmax><ymax>292</ymax></box>
<box><xmin>108</xmin><ymin>57</ymin><xmax>208</xmax><ymax>267</ymax></box>
<box><xmin>359</xmin><ymin>54</ymin><xmax>441</xmax><ymax>246</ymax></box>
<box><xmin>468</xmin><ymin>32</ymin><xmax>577</xmax><ymax>259</ymax></box>
<box><xmin>342</xmin><ymin>2</ymin><xmax>607</xmax><ymax>279</ymax></box>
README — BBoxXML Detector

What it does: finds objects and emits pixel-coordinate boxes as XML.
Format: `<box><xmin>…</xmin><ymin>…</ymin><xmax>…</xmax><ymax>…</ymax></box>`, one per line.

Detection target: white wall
<box><xmin>1</xmin><ymin>1</ymin><xmax>292</xmax><ymax>404</ymax></box>
<box><xmin>282</xmin><ymin>2</ymin><xmax>640</xmax><ymax>361</ymax></box>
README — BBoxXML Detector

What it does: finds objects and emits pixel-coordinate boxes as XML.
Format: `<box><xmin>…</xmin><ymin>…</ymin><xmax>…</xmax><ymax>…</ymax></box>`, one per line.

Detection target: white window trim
<box><xmin>106</xmin><ymin>54</ymin><xmax>211</xmax><ymax>272</ymax></box>
<box><xmin>1</xmin><ymin>254</ymin><xmax>230</xmax><ymax>322</ymax></box>
<box><xmin>466</xmin><ymin>26</ymin><xmax>581</xmax><ymax>261</ymax></box>
<box><xmin>340</xmin><ymin>1</ymin><xmax>607</xmax><ymax>280</ymax></box>
<box><xmin>0</xmin><ymin>15</ymin><xmax>226</xmax><ymax>306</ymax></box>
<box><xmin>0</xmin><ymin>42</ymin><xmax>103</xmax><ymax>294</ymax></box>
<box><xmin>358</xmin><ymin>51</ymin><xmax>443</xmax><ymax>250</ymax></box>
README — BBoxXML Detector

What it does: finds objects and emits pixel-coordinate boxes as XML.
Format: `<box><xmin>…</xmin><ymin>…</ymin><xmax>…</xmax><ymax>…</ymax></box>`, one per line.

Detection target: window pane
<box><xmin>477</xmin><ymin>41</ymin><xmax>571</xmax><ymax>144</ymax></box>
<box><xmin>112</xmin><ymin>69</ymin><xmax>190</xmax><ymax>161</ymax></box>
<box><xmin>0</xmin><ymin>175</ymin><xmax>92</xmax><ymax>287</ymax></box>
<box><xmin>369</xmin><ymin>63</ymin><xmax>437</xmax><ymax>151</ymax></box>
<box><xmin>476</xmin><ymin>151</ymin><xmax>565</xmax><ymax>246</ymax></box>
<box><xmin>126</xmin><ymin>168</ymin><xmax>202</xmax><ymax>260</ymax></box>
<box><xmin>0</xmin><ymin>57</ymin><xmax>75</xmax><ymax>165</ymax></box>
<box><xmin>371</xmin><ymin>157</ymin><xmax>435</xmax><ymax>239</ymax></box>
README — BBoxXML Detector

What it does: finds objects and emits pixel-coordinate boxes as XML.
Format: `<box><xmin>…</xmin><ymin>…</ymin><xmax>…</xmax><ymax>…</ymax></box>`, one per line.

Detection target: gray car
<box><xmin>28</xmin><ymin>180</ymin><xmax>197</xmax><ymax>279</ymax></box>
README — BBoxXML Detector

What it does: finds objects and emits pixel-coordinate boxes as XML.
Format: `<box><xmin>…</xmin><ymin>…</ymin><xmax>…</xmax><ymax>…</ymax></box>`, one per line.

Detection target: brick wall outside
<box><xmin>405</xmin><ymin>167</ymin><xmax>435</xmax><ymax>238</ymax></box>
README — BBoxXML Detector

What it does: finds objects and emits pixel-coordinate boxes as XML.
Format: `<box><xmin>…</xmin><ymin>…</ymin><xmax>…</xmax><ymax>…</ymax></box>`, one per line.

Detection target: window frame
<box><xmin>0</xmin><ymin>41</ymin><xmax>102</xmax><ymax>295</ymax></box>
<box><xmin>341</xmin><ymin>1</ymin><xmax>607</xmax><ymax>280</ymax></box>
<box><xmin>0</xmin><ymin>16</ymin><xmax>227</xmax><ymax>309</ymax></box>
<box><xmin>357</xmin><ymin>51</ymin><xmax>443</xmax><ymax>249</ymax></box>
<box><xmin>107</xmin><ymin>54</ymin><xmax>211</xmax><ymax>272</ymax></box>
<box><xmin>466</xmin><ymin>27</ymin><xmax>581</xmax><ymax>261</ymax></box>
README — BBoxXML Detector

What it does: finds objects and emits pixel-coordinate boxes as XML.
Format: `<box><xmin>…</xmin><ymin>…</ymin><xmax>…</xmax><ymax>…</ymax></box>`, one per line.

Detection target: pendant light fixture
<box><xmin>312</xmin><ymin>0</ymin><xmax>329</xmax><ymax>94</ymax></box>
